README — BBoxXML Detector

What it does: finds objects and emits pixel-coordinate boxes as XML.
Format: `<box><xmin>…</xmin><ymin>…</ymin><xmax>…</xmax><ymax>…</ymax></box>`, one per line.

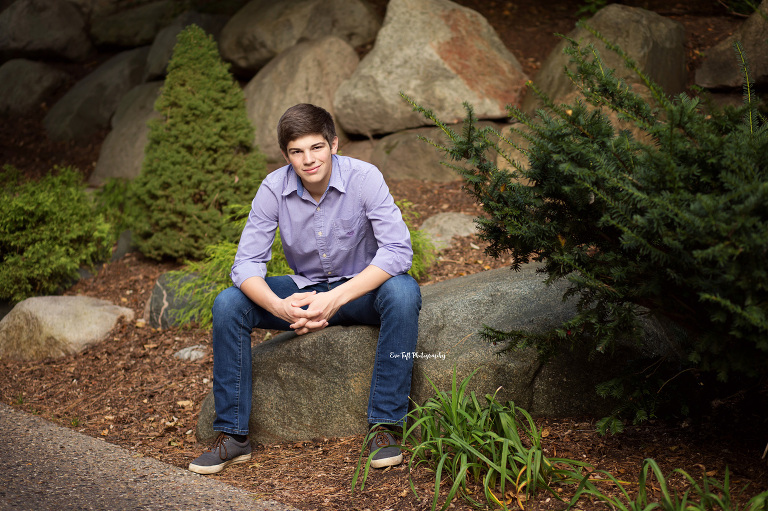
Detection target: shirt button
<box><xmin>322</xmin><ymin>253</ymin><xmax>327</xmax><ymax>258</ymax></box>
<box><xmin>327</xmin><ymin>271</ymin><xmax>332</xmax><ymax>275</ymax></box>
<box><xmin>318</xmin><ymin>231</ymin><xmax>322</xmax><ymax>236</ymax></box>
<box><xmin>316</xmin><ymin>207</ymin><xmax>320</xmax><ymax>211</ymax></box>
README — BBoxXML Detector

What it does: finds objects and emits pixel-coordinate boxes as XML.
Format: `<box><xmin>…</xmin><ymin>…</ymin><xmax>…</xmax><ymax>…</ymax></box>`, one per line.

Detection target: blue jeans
<box><xmin>210</xmin><ymin>274</ymin><xmax>422</xmax><ymax>436</ymax></box>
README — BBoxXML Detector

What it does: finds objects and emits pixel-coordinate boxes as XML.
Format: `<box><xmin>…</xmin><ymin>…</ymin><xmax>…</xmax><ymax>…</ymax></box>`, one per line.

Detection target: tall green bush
<box><xmin>128</xmin><ymin>24</ymin><xmax>267</xmax><ymax>261</ymax></box>
<box><xmin>405</xmin><ymin>30</ymin><xmax>768</xmax><ymax>426</ymax></box>
<box><xmin>0</xmin><ymin>166</ymin><xmax>112</xmax><ymax>303</ymax></box>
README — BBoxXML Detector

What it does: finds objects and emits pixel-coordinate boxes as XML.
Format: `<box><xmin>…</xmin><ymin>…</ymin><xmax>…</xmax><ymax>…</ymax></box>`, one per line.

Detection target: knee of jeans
<box><xmin>212</xmin><ymin>286</ymin><xmax>242</xmax><ymax>322</ymax></box>
<box><xmin>380</xmin><ymin>275</ymin><xmax>422</xmax><ymax>310</ymax></box>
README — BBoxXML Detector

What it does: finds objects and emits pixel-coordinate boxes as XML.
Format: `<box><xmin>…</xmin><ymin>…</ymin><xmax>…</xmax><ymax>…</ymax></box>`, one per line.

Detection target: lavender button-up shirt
<box><xmin>230</xmin><ymin>155</ymin><xmax>413</xmax><ymax>289</ymax></box>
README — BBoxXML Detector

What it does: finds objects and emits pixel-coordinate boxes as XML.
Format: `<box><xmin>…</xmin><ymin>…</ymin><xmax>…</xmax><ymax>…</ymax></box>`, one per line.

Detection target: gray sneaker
<box><xmin>368</xmin><ymin>425</ymin><xmax>403</xmax><ymax>469</ymax></box>
<box><xmin>189</xmin><ymin>433</ymin><xmax>252</xmax><ymax>474</ymax></box>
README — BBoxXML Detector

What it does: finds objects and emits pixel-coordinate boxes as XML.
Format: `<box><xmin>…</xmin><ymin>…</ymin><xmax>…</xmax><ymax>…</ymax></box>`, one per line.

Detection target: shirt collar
<box><xmin>285</xmin><ymin>155</ymin><xmax>347</xmax><ymax>199</ymax></box>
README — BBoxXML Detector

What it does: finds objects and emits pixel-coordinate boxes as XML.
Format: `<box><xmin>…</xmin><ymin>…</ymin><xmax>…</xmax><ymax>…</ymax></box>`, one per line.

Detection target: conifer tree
<box><xmin>128</xmin><ymin>24</ymin><xmax>266</xmax><ymax>261</ymax></box>
<box><xmin>406</xmin><ymin>26</ymin><xmax>768</xmax><ymax>428</ymax></box>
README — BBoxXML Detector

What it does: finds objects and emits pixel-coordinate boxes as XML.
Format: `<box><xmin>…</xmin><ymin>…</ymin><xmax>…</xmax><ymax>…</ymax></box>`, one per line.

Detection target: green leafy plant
<box><xmin>397</xmin><ymin>199</ymin><xmax>436</xmax><ymax>281</ymax></box>
<box><xmin>353</xmin><ymin>369</ymin><xmax>581</xmax><ymax>510</ymax></box>
<box><xmin>352</xmin><ymin>367</ymin><xmax>766</xmax><ymax>510</ymax></box>
<box><xmin>165</xmin><ymin>200</ymin><xmax>435</xmax><ymax>329</ymax></box>
<box><xmin>93</xmin><ymin>177</ymin><xmax>136</xmax><ymax>239</ymax></box>
<box><xmin>127</xmin><ymin>24</ymin><xmax>267</xmax><ymax>261</ymax></box>
<box><xmin>576</xmin><ymin>0</ymin><xmax>608</xmax><ymax>17</ymax></box>
<box><xmin>568</xmin><ymin>458</ymin><xmax>768</xmax><ymax>511</ymax></box>
<box><xmin>403</xmin><ymin>27</ymin><xmax>768</xmax><ymax>430</ymax></box>
<box><xmin>0</xmin><ymin>165</ymin><xmax>113</xmax><ymax>303</ymax></box>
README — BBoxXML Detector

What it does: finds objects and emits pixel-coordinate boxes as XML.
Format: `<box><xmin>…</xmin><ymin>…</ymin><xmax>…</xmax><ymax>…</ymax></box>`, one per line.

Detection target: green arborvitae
<box><xmin>404</xmin><ymin>28</ymin><xmax>768</xmax><ymax>429</ymax></box>
<box><xmin>128</xmin><ymin>24</ymin><xmax>267</xmax><ymax>261</ymax></box>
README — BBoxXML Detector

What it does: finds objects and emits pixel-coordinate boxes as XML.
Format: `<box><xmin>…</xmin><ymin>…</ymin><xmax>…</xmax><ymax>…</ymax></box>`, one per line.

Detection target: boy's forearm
<box><xmin>240</xmin><ymin>276</ymin><xmax>282</xmax><ymax>316</ymax></box>
<box><xmin>329</xmin><ymin>265</ymin><xmax>392</xmax><ymax>306</ymax></box>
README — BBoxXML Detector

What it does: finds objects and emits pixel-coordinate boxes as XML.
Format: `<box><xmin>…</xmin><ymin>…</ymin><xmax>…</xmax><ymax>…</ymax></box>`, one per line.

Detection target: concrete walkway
<box><xmin>0</xmin><ymin>403</ymin><xmax>297</xmax><ymax>510</ymax></box>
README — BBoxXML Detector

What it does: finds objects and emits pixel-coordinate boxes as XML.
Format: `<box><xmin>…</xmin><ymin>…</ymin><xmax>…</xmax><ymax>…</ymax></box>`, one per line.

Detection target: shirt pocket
<box><xmin>332</xmin><ymin>212</ymin><xmax>367</xmax><ymax>252</ymax></box>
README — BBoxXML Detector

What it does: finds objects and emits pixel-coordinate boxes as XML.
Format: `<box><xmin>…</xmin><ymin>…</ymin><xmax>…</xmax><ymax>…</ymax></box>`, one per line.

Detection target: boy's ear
<box><xmin>281</xmin><ymin>150</ymin><xmax>290</xmax><ymax>164</ymax></box>
<box><xmin>331</xmin><ymin>136</ymin><xmax>339</xmax><ymax>154</ymax></box>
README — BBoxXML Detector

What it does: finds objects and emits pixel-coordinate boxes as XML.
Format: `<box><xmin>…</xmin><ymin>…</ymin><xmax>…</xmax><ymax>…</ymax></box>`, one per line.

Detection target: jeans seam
<box><xmin>234</xmin><ymin>302</ymin><xmax>255</xmax><ymax>435</ymax></box>
<box><xmin>368</xmin><ymin>291</ymin><xmax>385</xmax><ymax>421</ymax></box>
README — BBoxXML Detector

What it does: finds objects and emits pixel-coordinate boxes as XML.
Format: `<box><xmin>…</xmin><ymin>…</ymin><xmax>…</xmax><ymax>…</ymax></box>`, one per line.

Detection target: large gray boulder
<box><xmin>0</xmin><ymin>59</ymin><xmax>68</xmax><ymax>115</ymax></box>
<box><xmin>89</xmin><ymin>81</ymin><xmax>163</xmax><ymax>186</ymax></box>
<box><xmin>0</xmin><ymin>0</ymin><xmax>93</xmax><ymax>61</ymax></box>
<box><xmin>65</xmin><ymin>0</ymin><xmax>123</xmax><ymax>22</ymax></box>
<box><xmin>89</xmin><ymin>0</ymin><xmax>176</xmax><ymax>47</ymax></box>
<box><xmin>522</xmin><ymin>4</ymin><xmax>686</xmax><ymax>114</ymax></box>
<box><xmin>43</xmin><ymin>46</ymin><xmax>149</xmax><ymax>141</ymax></box>
<box><xmin>333</xmin><ymin>0</ymin><xmax>528</xmax><ymax>137</ymax></box>
<box><xmin>370</xmin><ymin>127</ymin><xmax>457</xmax><ymax>182</ymax></box>
<box><xmin>243</xmin><ymin>36</ymin><xmax>359</xmax><ymax>162</ymax></box>
<box><xmin>695</xmin><ymin>0</ymin><xmax>768</xmax><ymax>90</ymax></box>
<box><xmin>0</xmin><ymin>296</ymin><xmax>134</xmax><ymax>361</ymax></box>
<box><xmin>419</xmin><ymin>212</ymin><xmax>477</xmax><ymax>250</ymax></box>
<box><xmin>218</xmin><ymin>0</ymin><xmax>380</xmax><ymax>76</ymax></box>
<box><xmin>196</xmin><ymin>265</ymin><xmax>679</xmax><ymax>444</ymax></box>
<box><xmin>369</xmin><ymin>122</ymin><xmax>501</xmax><ymax>182</ymax></box>
<box><xmin>144</xmin><ymin>10</ymin><xmax>229</xmax><ymax>81</ymax></box>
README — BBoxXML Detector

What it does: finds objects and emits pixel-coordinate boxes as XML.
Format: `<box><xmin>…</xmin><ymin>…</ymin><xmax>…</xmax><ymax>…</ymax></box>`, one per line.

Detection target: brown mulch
<box><xmin>2</xmin><ymin>1</ymin><xmax>767</xmax><ymax>510</ymax></box>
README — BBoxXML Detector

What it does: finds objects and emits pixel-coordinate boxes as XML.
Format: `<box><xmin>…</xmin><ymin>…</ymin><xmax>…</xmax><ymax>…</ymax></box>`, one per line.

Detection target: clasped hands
<box><xmin>275</xmin><ymin>290</ymin><xmax>341</xmax><ymax>335</ymax></box>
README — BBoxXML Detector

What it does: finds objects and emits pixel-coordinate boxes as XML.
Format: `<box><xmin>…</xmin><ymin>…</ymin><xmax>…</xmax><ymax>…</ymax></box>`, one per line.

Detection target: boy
<box><xmin>189</xmin><ymin>103</ymin><xmax>421</xmax><ymax>475</ymax></box>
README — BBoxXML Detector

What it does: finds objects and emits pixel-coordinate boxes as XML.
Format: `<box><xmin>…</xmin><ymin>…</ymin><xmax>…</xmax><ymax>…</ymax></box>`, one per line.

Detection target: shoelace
<box><xmin>373</xmin><ymin>431</ymin><xmax>394</xmax><ymax>449</ymax></box>
<box><xmin>209</xmin><ymin>433</ymin><xmax>230</xmax><ymax>460</ymax></box>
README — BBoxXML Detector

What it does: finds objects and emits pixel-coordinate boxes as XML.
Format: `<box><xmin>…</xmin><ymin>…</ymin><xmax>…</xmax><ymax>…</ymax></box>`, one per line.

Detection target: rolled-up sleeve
<box><xmin>230</xmin><ymin>182</ymin><xmax>279</xmax><ymax>288</ymax></box>
<box><xmin>364</xmin><ymin>170</ymin><xmax>413</xmax><ymax>276</ymax></box>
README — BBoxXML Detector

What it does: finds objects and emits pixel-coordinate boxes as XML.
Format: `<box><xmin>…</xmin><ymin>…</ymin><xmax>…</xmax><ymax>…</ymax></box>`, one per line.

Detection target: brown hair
<box><xmin>277</xmin><ymin>103</ymin><xmax>337</xmax><ymax>153</ymax></box>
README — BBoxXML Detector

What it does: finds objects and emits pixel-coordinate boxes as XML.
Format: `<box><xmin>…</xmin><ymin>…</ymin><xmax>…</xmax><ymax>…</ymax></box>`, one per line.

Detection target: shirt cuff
<box><xmin>230</xmin><ymin>261</ymin><xmax>267</xmax><ymax>288</ymax></box>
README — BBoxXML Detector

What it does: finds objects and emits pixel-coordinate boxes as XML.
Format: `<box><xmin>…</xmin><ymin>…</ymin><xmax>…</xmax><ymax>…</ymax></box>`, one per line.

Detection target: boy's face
<box><xmin>283</xmin><ymin>134</ymin><xmax>338</xmax><ymax>198</ymax></box>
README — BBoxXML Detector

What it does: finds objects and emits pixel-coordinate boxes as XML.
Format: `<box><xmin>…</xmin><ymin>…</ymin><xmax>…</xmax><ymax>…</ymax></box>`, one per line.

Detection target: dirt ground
<box><xmin>1</xmin><ymin>1</ymin><xmax>767</xmax><ymax>510</ymax></box>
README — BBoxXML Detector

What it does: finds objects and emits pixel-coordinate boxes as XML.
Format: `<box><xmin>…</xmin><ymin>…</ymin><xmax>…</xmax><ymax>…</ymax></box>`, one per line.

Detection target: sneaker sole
<box><xmin>188</xmin><ymin>453</ymin><xmax>252</xmax><ymax>475</ymax></box>
<box><xmin>370</xmin><ymin>452</ymin><xmax>403</xmax><ymax>469</ymax></box>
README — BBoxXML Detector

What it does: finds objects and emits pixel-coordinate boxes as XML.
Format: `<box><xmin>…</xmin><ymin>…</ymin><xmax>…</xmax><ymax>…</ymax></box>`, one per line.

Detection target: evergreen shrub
<box><xmin>127</xmin><ymin>24</ymin><xmax>267</xmax><ymax>261</ymax></box>
<box><xmin>405</xmin><ymin>30</ymin><xmax>768</xmax><ymax>427</ymax></box>
<box><xmin>0</xmin><ymin>166</ymin><xmax>112</xmax><ymax>303</ymax></box>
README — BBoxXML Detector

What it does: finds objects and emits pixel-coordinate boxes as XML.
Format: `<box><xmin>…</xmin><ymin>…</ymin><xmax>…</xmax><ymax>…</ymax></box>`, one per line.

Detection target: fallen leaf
<box><xmin>176</xmin><ymin>400</ymin><xmax>194</xmax><ymax>408</ymax></box>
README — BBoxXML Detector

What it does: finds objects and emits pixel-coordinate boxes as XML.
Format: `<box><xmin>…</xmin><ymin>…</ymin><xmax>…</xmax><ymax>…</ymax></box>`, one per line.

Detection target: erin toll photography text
<box><xmin>390</xmin><ymin>351</ymin><xmax>446</xmax><ymax>360</ymax></box>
